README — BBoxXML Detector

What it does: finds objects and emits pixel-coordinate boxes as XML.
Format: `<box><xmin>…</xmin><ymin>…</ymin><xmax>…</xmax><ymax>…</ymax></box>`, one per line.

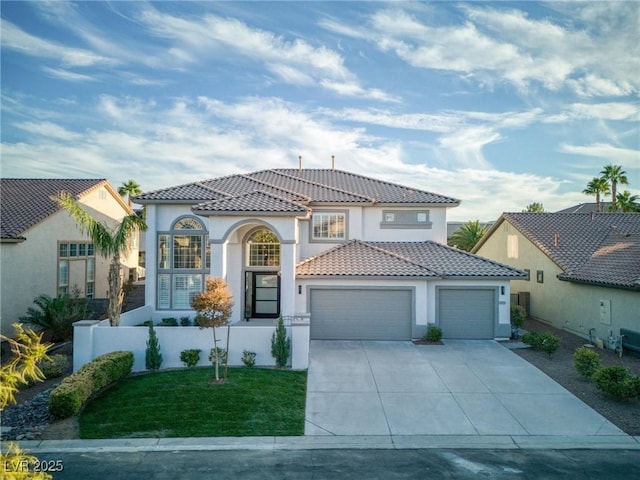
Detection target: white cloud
<box><xmin>559</xmin><ymin>143</ymin><xmax>640</xmax><ymax>165</ymax></box>
<box><xmin>0</xmin><ymin>19</ymin><xmax>115</xmax><ymax>68</ymax></box>
<box><xmin>138</xmin><ymin>7</ymin><xmax>394</xmax><ymax>101</ymax></box>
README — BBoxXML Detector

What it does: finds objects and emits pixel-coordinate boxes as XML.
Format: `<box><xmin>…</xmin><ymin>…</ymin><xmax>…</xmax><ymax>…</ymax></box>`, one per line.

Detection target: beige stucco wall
<box><xmin>475</xmin><ymin>220</ymin><xmax>640</xmax><ymax>341</ymax></box>
<box><xmin>0</xmin><ymin>183</ymin><xmax>139</xmax><ymax>338</ymax></box>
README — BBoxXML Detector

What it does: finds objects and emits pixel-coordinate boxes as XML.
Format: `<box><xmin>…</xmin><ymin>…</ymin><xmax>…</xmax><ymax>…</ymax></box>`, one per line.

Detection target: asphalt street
<box><xmin>36</xmin><ymin>449</ymin><xmax>640</xmax><ymax>480</ymax></box>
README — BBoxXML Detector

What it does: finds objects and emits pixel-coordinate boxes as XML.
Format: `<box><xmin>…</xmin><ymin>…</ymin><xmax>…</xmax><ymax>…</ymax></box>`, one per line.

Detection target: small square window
<box><xmin>78</xmin><ymin>243</ymin><xmax>86</xmax><ymax>256</ymax></box>
<box><xmin>384</xmin><ymin>212</ymin><xmax>395</xmax><ymax>222</ymax></box>
<box><xmin>69</xmin><ymin>243</ymin><xmax>78</xmax><ymax>257</ymax></box>
<box><xmin>417</xmin><ymin>212</ymin><xmax>428</xmax><ymax>222</ymax></box>
<box><xmin>59</xmin><ymin>243</ymin><xmax>68</xmax><ymax>257</ymax></box>
<box><xmin>536</xmin><ymin>270</ymin><xmax>544</xmax><ymax>283</ymax></box>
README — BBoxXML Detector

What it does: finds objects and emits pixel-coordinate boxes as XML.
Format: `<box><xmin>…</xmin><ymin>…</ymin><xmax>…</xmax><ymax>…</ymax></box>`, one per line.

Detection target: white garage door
<box><xmin>438</xmin><ymin>288</ymin><xmax>496</xmax><ymax>339</ymax></box>
<box><xmin>310</xmin><ymin>289</ymin><xmax>412</xmax><ymax>340</ymax></box>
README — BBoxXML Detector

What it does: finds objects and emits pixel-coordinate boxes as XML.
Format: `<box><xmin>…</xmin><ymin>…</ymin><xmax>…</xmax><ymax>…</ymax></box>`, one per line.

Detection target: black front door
<box><xmin>245</xmin><ymin>272</ymin><xmax>280</xmax><ymax>319</ymax></box>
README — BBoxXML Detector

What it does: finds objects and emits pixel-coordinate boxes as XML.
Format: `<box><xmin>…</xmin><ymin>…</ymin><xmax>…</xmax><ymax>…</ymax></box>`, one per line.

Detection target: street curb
<box><xmin>17</xmin><ymin>434</ymin><xmax>640</xmax><ymax>453</ymax></box>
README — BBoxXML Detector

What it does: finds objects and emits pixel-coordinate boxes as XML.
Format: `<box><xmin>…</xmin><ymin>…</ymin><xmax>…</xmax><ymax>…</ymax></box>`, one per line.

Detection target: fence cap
<box><xmin>73</xmin><ymin>320</ymin><xmax>101</xmax><ymax>327</ymax></box>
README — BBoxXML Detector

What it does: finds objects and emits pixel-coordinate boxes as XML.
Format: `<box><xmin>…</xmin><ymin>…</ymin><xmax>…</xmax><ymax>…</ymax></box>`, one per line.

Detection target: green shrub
<box><xmin>20</xmin><ymin>291</ymin><xmax>88</xmax><ymax>342</ymax></box>
<box><xmin>180</xmin><ymin>349</ymin><xmax>201</xmax><ymax>368</ymax></box>
<box><xmin>180</xmin><ymin>316</ymin><xmax>192</xmax><ymax>326</ymax></box>
<box><xmin>145</xmin><ymin>324</ymin><xmax>163</xmax><ymax>371</ymax></box>
<box><xmin>271</xmin><ymin>317</ymin><xmax>291</xmax><ymax>368</ymax></box>
<box><xmin>160</xmin><ymin>317</ymin><xmax>178</xmax><ymax>326</ymax></box>
<box><xmin>539</xmin><ymin>332</ymin><xmax>560</xmax><ymax>358</ymax></box>
<box><xmin>208</xmin><ymin>347</ymin><xmax>227</xmax><ymax>366</ymax></box>
<box><xmin>522</xmin><ymin>331</ymin><xmax>560</xmax><ymax>358</ymax></box>
<box><xmin>424</xmin><ymin>325</ymin><xmax>443</xmax><ymax>342</ymax></box>
<box><xmin>39</xmin><ymin>354</ymin><xmax>69</xmax><ymax>379</ymax></box>
<box><xmin>573</xmin><ymin>346</ymin><xmax>601</xmax><ymax>378</ymax></box>
<box><xmin>241</xmin><ymin>350</ymin><xmax>256</xmax><ymax>368</ymax></box>
<box><xmin>592</xmin><ymin>366</ymin><xmax>640</xmax><ymax>400</ymax></box>
<box><xmin>522</xmin><ymin>331</ymin><xmax>542</xmax><ymax>348</ymax></box>
<box><xmin>49</xmin><ymin>351</ymin><xmax>133</xmax><ymax>418</ymax></box>
<box><xmin>510</xmin><ymin>304</ymin><xmax>526</xmax><ymax>329</ymax></box>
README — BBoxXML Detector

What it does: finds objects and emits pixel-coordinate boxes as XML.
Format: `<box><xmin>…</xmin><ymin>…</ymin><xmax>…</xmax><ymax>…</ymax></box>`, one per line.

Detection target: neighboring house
<box><xmin>556</xmin><ymin>202</ymin><xmax>613</xmax><ymax>214</ymax></box>
<box><xmin>472</xmin><ymin>212</ymin><xmax>640</xmax><ymax>342</ymax></box>
<box><xmin>0</xmin><ymin>179</ymin><xmax>140</xmax><ymax>338</ymax></box>
<box><xmin>133</xmin><ymin>168</ymin><xmax>525</xmax><ymax>340</ymax></box>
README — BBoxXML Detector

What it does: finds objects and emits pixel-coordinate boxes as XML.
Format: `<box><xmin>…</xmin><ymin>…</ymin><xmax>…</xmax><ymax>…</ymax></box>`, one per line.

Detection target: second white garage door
<box><xmin>437</xmin><ymin>287</ymin><xmax>496</xmax><ymax>339</ymax></box>
<box><xmin>310</xmin><ymin>288</ymin><xmax>412</xmax><ymax>340</ymax></box>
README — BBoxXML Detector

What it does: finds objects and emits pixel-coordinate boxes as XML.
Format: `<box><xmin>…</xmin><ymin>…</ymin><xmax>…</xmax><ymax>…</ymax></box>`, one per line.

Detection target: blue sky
<box><xmin>1</xmin><ymin>1</ymin><xmax>638</xmax><ymax>221</ymax></box>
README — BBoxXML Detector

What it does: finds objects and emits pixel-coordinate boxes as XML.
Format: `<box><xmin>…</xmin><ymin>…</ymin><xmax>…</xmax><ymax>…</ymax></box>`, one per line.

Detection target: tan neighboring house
<box><xmin>472</xmin><ymin>212</ymin><xmax>640</xmax><ymax>343</ymax></box>
<box><xmin>0</xmin><ymin>179</ymin><xmax>140</xmax><ymax>338</ymax></box>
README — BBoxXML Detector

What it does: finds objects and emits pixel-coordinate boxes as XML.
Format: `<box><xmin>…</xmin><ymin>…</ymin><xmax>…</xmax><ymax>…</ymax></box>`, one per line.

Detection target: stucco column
<box><xmin>210</xmin><ymin>241</ymin><xmax>227</xmax><ymax>278</ymax></box>
<box><xmin>290</xmin><ymin>315</ymin><xmax>310</xmax><ymax>369</ymax></box>
<box><xmin>143</xmin><ymin>205</ymin><xmax>157</xmax><ymax>307</ymax></box>
<box><xmin>72</xmin><ymin>320</ymin><xmax>100</xmax><ymax>372</ymax></box>
<box><xmin>280</xmin><ymin>241</ymin><xmax>296</xmax><ymax>317</ymax></box>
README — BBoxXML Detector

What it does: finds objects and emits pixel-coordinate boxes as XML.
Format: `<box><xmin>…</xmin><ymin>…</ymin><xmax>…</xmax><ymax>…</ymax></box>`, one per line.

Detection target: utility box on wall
<box><xmin>599</xmin><ymin>299</ymin><xmax>611</xmax><ymax>325</ymax></box>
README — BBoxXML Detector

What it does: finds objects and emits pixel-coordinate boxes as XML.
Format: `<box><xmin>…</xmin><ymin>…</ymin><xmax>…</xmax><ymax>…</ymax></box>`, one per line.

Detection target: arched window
<box><xmin>157</xmin><ymin>216</ymin><xmax>210</xmax><ymax>310</ymax></box>
<box><xmin>246</xmin><ymin>229</ymin><xmax>280</xmax><ymax>267</ymax></box>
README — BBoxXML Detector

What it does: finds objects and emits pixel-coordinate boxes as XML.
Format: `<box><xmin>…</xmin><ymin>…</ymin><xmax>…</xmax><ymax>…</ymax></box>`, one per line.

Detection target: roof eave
<box><xmin>0</xmin><ymin>237</ymin><xmax>26</xmax><ymax>243</ymax></box>
<box><xmin>557</xmin><ymin>275</ymin><xmax>640</xmax><ymax>291</ymax></box>
<box><xmin>193</xmin><ymin>209</ymin><xmax>309</xmax><ymax>217</ymax></box>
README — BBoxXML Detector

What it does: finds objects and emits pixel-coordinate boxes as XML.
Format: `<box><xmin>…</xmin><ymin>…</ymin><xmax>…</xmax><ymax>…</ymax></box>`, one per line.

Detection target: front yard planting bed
<box><xmin>79</xmin><ymin>367</ymin><xmax>307</xmax><ymax>438</ymax></box>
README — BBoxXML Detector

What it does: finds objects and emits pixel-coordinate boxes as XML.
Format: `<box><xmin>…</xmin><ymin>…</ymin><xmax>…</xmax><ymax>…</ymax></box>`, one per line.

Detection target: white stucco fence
<box><xmin>73</xmin><ymin>308</ymin><xmax>310</xmax><ymax>373</ymax></box>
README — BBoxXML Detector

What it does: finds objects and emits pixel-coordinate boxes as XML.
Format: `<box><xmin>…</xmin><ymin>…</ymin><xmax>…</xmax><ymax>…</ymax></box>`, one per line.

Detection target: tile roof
<box><xmin>296</xmin><ymin>240</ymin><xmax>526</xmax><ymax>278</ymax></box>
<box><xmin>480</xmin><ymin>213</ymin><xmax>640</xmax><ymax>290</ymax></box>
<box><xmin>0</xmin><ymin>179</ymin><xmax>106</xmax><ymax>241</ymax></box>
<box><xmin>193</xmin><ymin>190</ymin><xmax>310</xmax><ymax>216</ymax></box>
<box><xmin>134</xmin><ymin>168</ymin><xmax>460</xmax><ymax>210</ymax></box>
<box><xmin>555</xmin><ymin>203</ymin><xmax>613</xmax><ymax>214</ymax></box>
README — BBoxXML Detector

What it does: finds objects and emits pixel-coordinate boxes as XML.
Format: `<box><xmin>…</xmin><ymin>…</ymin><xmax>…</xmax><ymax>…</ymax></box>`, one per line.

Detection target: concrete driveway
<box><xmin>305</xmin><ymin>340</ymin><xmax>626</xmax><ymax>437</ymax></box>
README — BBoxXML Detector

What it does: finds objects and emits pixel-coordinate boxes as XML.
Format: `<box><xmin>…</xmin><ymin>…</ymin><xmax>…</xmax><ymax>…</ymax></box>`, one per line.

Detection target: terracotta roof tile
<box><xmin>0</xmin><ymin>179</ymin><xmax>105</xmax><ymax>240</ymax></box>
<box><xmin>134</xmin><ymin>168</ymin><xmax>459</xmax><ymax>207</ymax></box>
<box><xmin>193</xmin><ymin>190</ymin><xmax>310</xmax><ymax>215</ymax></box>
<box><xmin>495</xmin><ymin>212</ymin><xmax>640</xmax><ymax>290</ymax></box>
<box><xmin>296</xmin><ymin>240</ymin><xmax>526</xmax><ymax>278</ymax></box>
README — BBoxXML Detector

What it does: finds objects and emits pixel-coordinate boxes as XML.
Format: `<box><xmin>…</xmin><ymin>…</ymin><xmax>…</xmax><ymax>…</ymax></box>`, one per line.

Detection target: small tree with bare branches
<box><xmin>191</xmin><ymin>277</ymin><xmax>234</xmax><ymax>382</ymax></box>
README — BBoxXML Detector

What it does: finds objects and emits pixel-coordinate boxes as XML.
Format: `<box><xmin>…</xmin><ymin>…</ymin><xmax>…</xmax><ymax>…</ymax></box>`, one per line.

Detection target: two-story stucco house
<box><xmin>133</xmin><ymin>168</ymin><xmax>525</xmax><ymax>341</ymax></box>
<box><xmin>0</xmin><ymin>179</ymin><xmax>140</xmax><ymax>338</ymax></box>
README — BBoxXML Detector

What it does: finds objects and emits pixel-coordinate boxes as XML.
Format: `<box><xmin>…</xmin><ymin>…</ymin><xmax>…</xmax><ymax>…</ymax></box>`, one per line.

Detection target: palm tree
<box><xmin>55</xmin><ymin>192</ymin><xmax>147</xmax><ymax>326</ymax></box>
<box><xmin>600</xmin><ymin>164</ymin><xmax>628</xmax><ymax>212</ymax></box>
<box><xmin>522</xmin><ymin>202</ymin><xmax>545</xmax><ymax>213</ymax></box>
<box><xmin>582</xmin><ymin>177</ymin><xmax>610</xmax><ymax>212</ymax></box>
<box><xmin>615</xmin><ymin>190</ymin><xmax>639</xmax><ymax>213</ymax></box>
<box><xmin>118</xmin><ymin>180</ymin><xmax>142</xmax><ymax>208</ymax></box>
<box><xmin>448</xmin><ymin>220</ymin><xmax>487</xmax><ymax>252</ymax></box>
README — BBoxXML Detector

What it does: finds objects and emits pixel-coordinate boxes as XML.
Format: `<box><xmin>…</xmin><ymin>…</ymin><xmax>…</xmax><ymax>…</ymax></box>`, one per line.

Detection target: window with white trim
<box><xmin>247</xmin><ymin>229</ymin><xmax>280</xmax><ymax>267</ymax></box>
<box><xmin>57</xmin><ymin>241</ymin><xmax>95</xmax><ymax>297</ymax></box>
<box><xmin>312</xmin><ymin>212</ymin><xmax>346</xmax><ymax>241</ymax></box>
<box><xmin>157</xmin><ymin>216</ymin><xmax>210</xmax><ymax>309</ymax></box>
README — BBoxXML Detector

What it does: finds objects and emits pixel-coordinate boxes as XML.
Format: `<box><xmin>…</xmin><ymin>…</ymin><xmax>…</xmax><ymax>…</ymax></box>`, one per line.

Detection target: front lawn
<box><xmin>79</xmin><ymin>367</ymin><xmax>307</xmax><ymax>438</ymax></box>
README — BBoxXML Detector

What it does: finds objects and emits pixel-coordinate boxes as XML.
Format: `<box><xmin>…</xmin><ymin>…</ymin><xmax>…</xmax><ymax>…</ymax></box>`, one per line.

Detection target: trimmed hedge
<box><xmin>49</xmin><ymin>351</ymin><xmax>134</xmax><ymax>418</ymax></box>
<box><xmin>592</xmin><ymin>366</ymin><xmax>640</xmax><ymax>401</ymax></box>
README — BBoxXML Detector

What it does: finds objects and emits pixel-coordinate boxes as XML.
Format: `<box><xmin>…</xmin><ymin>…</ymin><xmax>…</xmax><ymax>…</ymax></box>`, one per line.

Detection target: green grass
<box><xmin>79</xmin><ymin>367</ymin><xmax>307</xmax><ymax>439</ymax></box>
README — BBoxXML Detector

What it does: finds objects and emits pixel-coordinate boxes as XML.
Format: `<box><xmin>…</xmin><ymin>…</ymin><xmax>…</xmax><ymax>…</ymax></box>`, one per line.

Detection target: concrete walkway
<box><xmin>305</xmin><ymin>340</ymin><xmax>631</xmax><ymax>438</ymax></box>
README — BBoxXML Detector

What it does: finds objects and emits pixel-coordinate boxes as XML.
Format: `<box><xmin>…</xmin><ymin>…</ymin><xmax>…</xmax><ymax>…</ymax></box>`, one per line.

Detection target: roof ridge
<box><xmin>360</xmin><ymin>240</ymin><xmax>443</xmax><ymax>276</ymax></box>
<box><xmin>286</xmin><ymin>168</ymin><xmax>460</xmax><ymax>204</ymax></box>
<box><xmin>265</xmin><ymin>169</ymin><xmax>375</xmax><ymax>203</ymax></box>
<box><xmin>238</xmin><ymin>174</ymin><xmax>311</xmax><ymax>203</ymax></box>
<box><xmin>194</xmin><ymin>180</ymin><xmax>234</xmax><ymax>198</ymax></box>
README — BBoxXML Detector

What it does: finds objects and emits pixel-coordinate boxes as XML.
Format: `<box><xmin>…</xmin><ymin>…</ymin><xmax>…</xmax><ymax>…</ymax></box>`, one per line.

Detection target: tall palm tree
<box><xmin>615</xmin><ymin>191</ymin><xmax>639</xmax><ymax>213</ymax></box>
<box><xmin>118</xmin><ymin>180</ymin><xmax>142</xmax><ymax>208</ymax></box>
<box><xmin>582</xmin><ymin>177</ymin><xmax>610</xmax><ymax>212</ymax></box>
<box><xmin>448</xmin><ymin>220</ymin><xmax>487</xmax><ymax>252</ymax></box>
<box><xmin>600</xmin><ymin>164</ymin><xmax>628</xmax><ymax>212</ymax></box>
<box><xmin>55</xmin><ymin>192</ymin><xmax>147</xmax><ymax>326</ymax></box>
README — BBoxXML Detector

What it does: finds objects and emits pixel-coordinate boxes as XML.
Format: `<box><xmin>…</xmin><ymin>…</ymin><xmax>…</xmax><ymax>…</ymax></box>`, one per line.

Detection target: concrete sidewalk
<box><xmin>305</xmin><ymin>340</ymin><xmax>631</xmax><ymax>438</ymax></box>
